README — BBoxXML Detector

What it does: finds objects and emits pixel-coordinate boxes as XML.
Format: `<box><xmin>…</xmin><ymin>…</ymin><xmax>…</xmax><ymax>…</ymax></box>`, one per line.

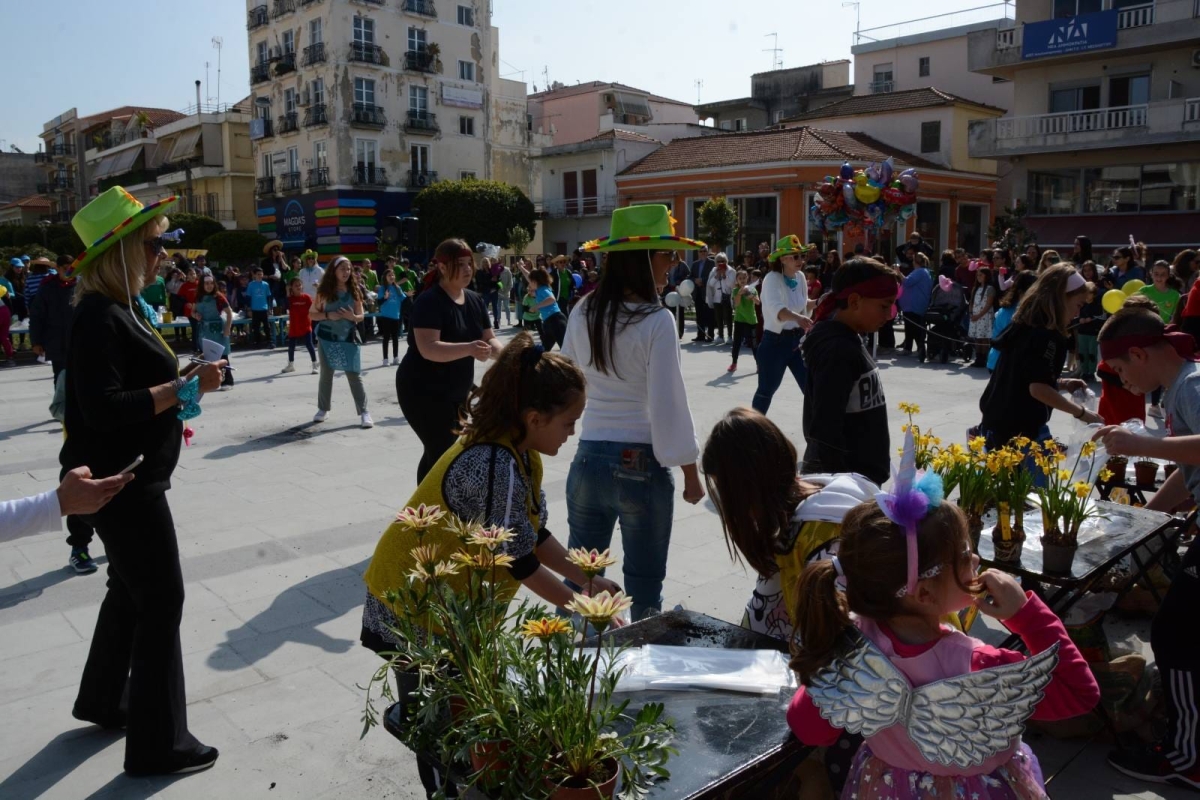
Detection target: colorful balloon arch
<box><xmin>809</xmin><ymin>157</ymin><xmax>919</xmax><ymax>241</ymax></box>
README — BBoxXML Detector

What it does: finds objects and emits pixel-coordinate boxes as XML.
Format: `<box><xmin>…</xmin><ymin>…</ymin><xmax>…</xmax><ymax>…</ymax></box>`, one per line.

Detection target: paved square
<box><xmin>0</xmin><ymin>326</ymin><xmax>1188</xmax><ymax>799</ymax></box>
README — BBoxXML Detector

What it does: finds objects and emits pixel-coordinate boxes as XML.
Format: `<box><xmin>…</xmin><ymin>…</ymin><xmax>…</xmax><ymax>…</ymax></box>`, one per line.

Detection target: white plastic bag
<box><xmin>612</xmin><ymin>645</ymin><xmax>796</xmax><ymax>695</ymax></box>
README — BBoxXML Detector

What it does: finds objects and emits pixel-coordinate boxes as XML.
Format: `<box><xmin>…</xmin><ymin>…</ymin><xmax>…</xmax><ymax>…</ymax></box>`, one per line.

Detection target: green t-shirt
<box><xmin>733</xmin><ymin>285</ymin><xmax>758</xmax><ymax>325</ymax></box>
<box><xmin>1140</xmin><ymin>285</ymin><xmax>1180</xmax><ymax>323</ymax></box>
<box><xmin>141</xmin><ymin>276</ymin><xmax>167</xmax><ymax>307</ymax></box>
<box><xmin>363</xmin><ymin>269</ymin><xmax>378</xmax><ymax>291</ymax></box>
<box><xmin>393</xmin><ymin>267</ymin><xmax>414</xmax><ymax>293</ymax></box>
<box><xmin>282</xmin><ymin>269</ymin><xmax>298</xmax><ymax>285</ymax></box>
<box><xmin>522</xmin><ymin>294</ymin><xmax>540</xmax><ymax>321</ymax></box>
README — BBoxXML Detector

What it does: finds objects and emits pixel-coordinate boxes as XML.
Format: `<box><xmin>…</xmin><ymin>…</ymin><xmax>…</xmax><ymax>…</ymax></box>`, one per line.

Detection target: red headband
<box><xmin>812</xmin><ymin>275</ymin><xmax>899</xmax><ymax>322</ymax></box>
<box><xmin>1100</xmin><ymin>331</ymin><xmax>1197</xmax><ymax>361</ymax></box>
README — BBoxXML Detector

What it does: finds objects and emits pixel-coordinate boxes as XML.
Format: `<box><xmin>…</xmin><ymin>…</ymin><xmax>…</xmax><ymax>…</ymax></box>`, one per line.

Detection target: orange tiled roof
<box><xmin>1</xmin><ymin>194</ymin><xmax>52</xmax><ymax>210</ymax></box>
<box><xmin>619</xmin><ymin>126</ymin><xmax>944</xmax><ymax>176</ymax></box>
<box><xmin>529</xmin><ymin>81</ymin><xmax>691</xmax><ymax>107</ymax></box>
<box><xmin>784</xmin><ymin>87</ymin><xmax>1006</xmax><ymax>122</ymax></box>
<box><xmin>74</xmin><ymin>106</ymin><xmax>186</xmax><ymax>132</ymax></box>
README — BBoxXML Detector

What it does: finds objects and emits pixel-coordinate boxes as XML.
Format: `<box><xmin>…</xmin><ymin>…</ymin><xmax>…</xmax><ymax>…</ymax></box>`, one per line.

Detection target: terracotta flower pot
<box><xmin>1133</xmin><ymin>460</ymin><xmax>1158</xmax><ymax>487</ymax></box>
<box><xmin>1105</xmin><ymin>456</ymin><xmax>1128</xmax><ymax>482</ymax></box>
<box><xmin>1165</xmin><ymin>463</ymin><xmax>1178</xmax><ymax>480</ymax></box>
<box><xmin>549</xmin><ymin>758</ymin><xmax>619</xmax><ymax>800</ymax></box>
<box><xmin>1041</xmin><ymin>538</ymin><xmax>1078</xmax><ymax>574</ymax></box>
<box><xmin>470</xmin><ymin>739</ymin><xmax>514</xmax><ymax>787</ymax></box>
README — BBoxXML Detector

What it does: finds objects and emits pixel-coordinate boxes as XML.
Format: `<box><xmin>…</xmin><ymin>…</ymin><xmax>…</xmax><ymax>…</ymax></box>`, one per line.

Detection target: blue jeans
<box><xmin>752</xmin><ymin>330</ymin><xmax>807</xmax><ymax>414</ymax></box>
<box><xmin>486</xmin><ymin>291</ymin><xmax>500</xmax><ymax>328</ymax></box>
<box><xmin>565</xmin><ymin>441</ymin><xmax>675</xmax><ymax>621</ymax></box>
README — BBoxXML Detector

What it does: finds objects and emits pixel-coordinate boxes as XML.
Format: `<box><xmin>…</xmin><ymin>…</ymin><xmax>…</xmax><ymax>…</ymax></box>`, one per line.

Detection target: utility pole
<box><xmin>212</xmin><ymin>37</ymin><xmax>223</xmax><ymax>109</ymax></box>
<box><xmin>694</xmin><ymin>79</ymin><xmax>704</xmax><ymax>104</ymax></box>
<box><xmin>763</xmin><ymin>33</ymin><xmax>782</xmax><ymax>71</ymax></box>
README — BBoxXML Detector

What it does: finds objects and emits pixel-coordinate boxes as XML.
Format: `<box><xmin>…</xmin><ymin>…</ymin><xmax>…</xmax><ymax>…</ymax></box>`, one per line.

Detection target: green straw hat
<box><xmin>69</xmin><ymin>186</ymin><xmax>178</xmax><ymax>274</ymax></box>
<box><xmin>582</xmin><ymin>205</ymin><xmax>706</xmax><ymax>253</ymax></box>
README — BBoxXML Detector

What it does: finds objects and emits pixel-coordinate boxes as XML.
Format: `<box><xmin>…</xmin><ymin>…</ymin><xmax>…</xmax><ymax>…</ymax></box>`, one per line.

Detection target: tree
<box><xmin>988</xmin><ymin>200</ymin><xmax>1037</xmax><ymax>251</ymax></box>
<box><xmin>413</xmin><ymin>179</ymin><xmax>536</xmax><ymax>253</ymax></box>
<box><xmin>506</xmin><ymin>224</ymin><xmax>531</xmax><ymax>257</ymax></box>
<box><xmin>169</xmin><ymin>213</ymin><xmax>226</xmax><ymax>250</ymax></box>
<box><xmin>202</xmin><ymin>230</ymin><xmax>269</xmax><ymax>265</ymax></box>
<box><xmin>698</xmin><ymin>196</ymin><xmax>738</xmax><ymax>251</ymax></box>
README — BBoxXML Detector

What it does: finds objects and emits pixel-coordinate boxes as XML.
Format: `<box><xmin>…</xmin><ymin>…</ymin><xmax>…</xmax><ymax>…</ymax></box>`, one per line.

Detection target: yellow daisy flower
<box><xmin>567</xmin><ymin>548</ymin><xmax>618</xmax><ymax>577</ymax></box>
<box><xmin>520</xmin><ymin>617</ymin><xmax>573</xmax><ymax>641</ymax></box>
<box><xmin>396</xmin><ymin>504</ymin><xmax>446</xmax><ymax>531</ymax></box>
<box><xmin>566</xmin><ymin>591</ymin><xmax>634</xmax><ymax>625</ymax></box>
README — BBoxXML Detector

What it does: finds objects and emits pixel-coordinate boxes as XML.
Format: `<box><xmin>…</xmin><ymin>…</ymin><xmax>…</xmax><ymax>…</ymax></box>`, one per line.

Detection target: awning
<box><xmin>168</xmin><ymin>128</ymin><xmax>202</xmax><ymax>162</ymax></box>
<box><xmin>144</xmin><ymin>142</ymin><xmax>165</xmax><ymax>169</ymax></box>
<box><xmin>614</xmin><ymin>91</ymin><xmax>651</xmax><ymax>119</ymax></box>
<box><xmin>89</xmin><ymin>153</ymin><xmax>119</xmax><ymax>181</ymax></box>
<box><xmin>108</xmin><ymin>145</ymin><xmax>142</xmax><ymax>178</ymax></box>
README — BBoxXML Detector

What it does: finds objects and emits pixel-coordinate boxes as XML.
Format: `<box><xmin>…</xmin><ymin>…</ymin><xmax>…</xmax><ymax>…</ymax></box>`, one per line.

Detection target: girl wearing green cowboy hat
<box><xmin>61</xmin><ymin>186</ymin><xmax>223</xmax><ymax>776</ymax></box>
<box><xmin>562</xmin><ymin>205</ymin><xmax>706</xmax><ymax>620</ymax></box>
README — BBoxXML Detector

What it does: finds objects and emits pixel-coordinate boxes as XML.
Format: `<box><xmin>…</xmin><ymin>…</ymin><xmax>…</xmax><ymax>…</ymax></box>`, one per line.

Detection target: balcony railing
<box><xmin>869</xmin><ymin>80</ymin><xmax>894</xmax><ymax>94</ymax></box>
<box><xmin>408</xmin><ymin>170</ymin><xmax>438</xmax><ymax>189</ymax></box>
<box><xmin>36</xmin><ymin>178</ymin><xmax>75</xmax><ymax>193</ymax></box>
<box><xmin>251</xmin><ymin>62</ymin><xmax>271</xmax><ymax>84</ymax></box>
<box><xmin>351</xmin><ymin>104</ymin><xmax>387</xmax><ymax>128</ymax></box>
<box><xmin>349</xmin><ymin>42</ymin><xmax>385</xmax><ymax>64</ymax></box>
<box><xmin>271</xmin><ymin>0</ymin><xmax>296</xmax><ymax>18</ymax></box>
<box><xmin>405</xmin><ymin>110</ymin><xmax>438</xmax><ymax>134</ymax></box>
<box><xmin>275</xmin><ymin>51</ymin><xmax>297</xmax><ymax>75</ymax></box>
<box><xmin>34</xmin><ymin>152</ymin><xmax>50</xmax><ymax>164</ymax></box>
<box><xmin>995</xmin><ymin>25</ymin><xmax>1020</xmax><ymax>50</ymax></box>
<box><xmin>1117</xmin><ymin>2</ymin><xmax>1155</xmax><ymax>28</ymax></box>
<box><xmin>38</xmin><ymin>143</ymin><xmax>75</xmax><ymax>160</ymax></box>
<box><xmin>853</xmin><ymin>1</ymin><xmax>1014</xmax><ymax>45</ymax></box>
<box><xmin>404</xmin><ymin>49</ymin><xmax>437</xmax><ymax>73</ymax></box>
<box><xmin>256</xmin><ymin>176</ymin><xmax>276</xmax><ymax>195</ymax></box>
<box><xmin>1186</xmin><ymin>98</ymin><xmax>1200</xmax><ymax>123</ymax></box>
<box><xmin>279</xmin><ymin>172</ymin><xmax>302</xmax><ymax>192</ymax></box>
<box><xmin>248</xmin><ymin>5</ymin><xmax>268</xmax><ymax>30</ymax></box>
<box><xmin>302</xmin><ymin>42</ymin><xmax>326</xmax><ymax>66</ymax></box>
<box><xmin>307</xmin><ymin>167</ymin><xmax>330</xmax><ymax>187</ymax></box>
<box><xmin>353</xmin><ymin>166</ymin><xmax>388</xmax><ymax>186</ymax></box>
<box><xmin>304</xmin><ymin>104</ymin><xmax>328</xmax><ymax>127</ymax></box>
<box><xmin>403</xmin><ymin>0</ymin><xmax>437</xmax><ymax>16</ymax></box>
<box><xmin>278</xmin><ymin>112</ymin><xmax>299</xmax><ymax>134</ymax></box>
<box><xmin>300</xmin><ymin>0</ymin><xmax>322</xmax><ymax>5</ymax></box>
<box><xmin>536</xmin><ymin>196</ymin><xmax>618</xmax><ymax>218</ymax></box>
<box><xmin>995</xmin><ymin>104</ymin><xmax>1148</xmax><ymax>140</ymax></box>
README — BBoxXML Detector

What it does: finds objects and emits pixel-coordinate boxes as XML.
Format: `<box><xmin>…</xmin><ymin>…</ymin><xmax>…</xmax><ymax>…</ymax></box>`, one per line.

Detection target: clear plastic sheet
<box><xmin>610</xmin><ymin>645</ymin><xmax>797</xmax><ymax>695</ymax></box>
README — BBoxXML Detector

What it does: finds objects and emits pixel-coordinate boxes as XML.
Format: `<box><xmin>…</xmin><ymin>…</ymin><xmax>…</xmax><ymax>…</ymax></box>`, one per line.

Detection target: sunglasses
<box><xmin>143</xmin><ymin>237</ymin><xmax>169</xmax><ymax>253</ymax></box>
<box><xmin>652</xmin><ymin>250</ymin><xmax>675</xmax><ymax>258</ymax></box>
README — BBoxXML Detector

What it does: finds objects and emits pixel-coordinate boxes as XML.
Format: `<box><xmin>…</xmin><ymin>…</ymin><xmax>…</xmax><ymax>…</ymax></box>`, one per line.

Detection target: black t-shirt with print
<box><xmin>979</xmin><ymin>322</ymin><xmax>1070</xmax><ymax>446</ymax></box>
<box><xmin>399</xmin><ymin>284</ymin><xmax>491</xmax><ymax>400</ymax></box>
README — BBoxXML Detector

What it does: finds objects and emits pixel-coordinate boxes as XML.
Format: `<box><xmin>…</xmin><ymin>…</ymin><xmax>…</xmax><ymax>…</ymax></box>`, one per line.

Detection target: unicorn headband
<box><xmin>875</xmin><ymin>429</ymin><xmax>945</xmax><ymax>598</ymax></box>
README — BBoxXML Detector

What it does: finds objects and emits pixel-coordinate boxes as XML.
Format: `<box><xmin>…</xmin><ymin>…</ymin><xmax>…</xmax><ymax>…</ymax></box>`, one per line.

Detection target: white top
<box><xmin>561</xmin><ymin>297</ymin><xmax>699</xmax><ymax>468</ymax></box>
<box><xmin>0</xmin><ymin>489</ymin><xmax>61</xmax><ymax>542</ymax></box>
<box><xmin>761</xmin><ymin>270</ymin><xmax>809</xmax><ymax>334</ymax></box>
<box><xmin>298</xmin><ymin>266</ymin><xmax>325</xmax><ymax>300</ymax></box>
<box><xmin>706</xmin><ymin>267</ymin><xmax>736</xmax><ymax>304</ymax></box>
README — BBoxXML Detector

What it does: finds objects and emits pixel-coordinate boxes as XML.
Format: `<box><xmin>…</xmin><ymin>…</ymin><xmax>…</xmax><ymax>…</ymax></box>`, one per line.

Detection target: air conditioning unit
<box><xmin>1192</xmin><ymin>49</ymin><xmax>1200</xmax><ymax>68</ymax></box>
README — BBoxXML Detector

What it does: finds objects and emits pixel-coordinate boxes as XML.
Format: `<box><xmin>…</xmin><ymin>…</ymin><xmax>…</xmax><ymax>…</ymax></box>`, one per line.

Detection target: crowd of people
<box><xmin>7</xmin><ymin>184</ymin><xmax>1200</xmax><ymax>798</ymax></box>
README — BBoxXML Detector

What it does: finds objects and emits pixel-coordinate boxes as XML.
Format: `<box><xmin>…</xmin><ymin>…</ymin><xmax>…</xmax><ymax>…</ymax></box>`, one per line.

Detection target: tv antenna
<box><xmin>842</xmin><ymin>2</ymin><xmax>861</xmax><ymax>42</ymax></box>
<box><xmin>694</xmin><ymin>79</ymin><xmax>704</xmax><ymax>104</ymax></box>
<box><xmin>212</xmin><ymin>37</ymin><xmax>224</xmax><ymax>108</ymax></box>
<box><xmin>764</xmin><ymin>33</ymin><xmax>783</xmax><ymax>71</ymax></box>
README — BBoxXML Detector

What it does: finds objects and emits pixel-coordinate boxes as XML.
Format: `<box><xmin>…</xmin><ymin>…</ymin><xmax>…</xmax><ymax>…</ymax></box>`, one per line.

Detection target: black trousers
<box><xmin>397</xmin><ymin>372</ymin><xmax>462</xmax><ymax>483</ymax></box>
<box><xmin>900</xmin><ymin>311</ymin><xmax>927</xmax><ymax>356</ymax></box>
<box><xmin>731</xmin><ymin>321</ymin><xmax>758</xmax><ymax>365</ymax></box>
<box><xmin>877</xmin><ymin>316</ymin><xmax>896</xmax><ymax>348</ymax></box>
<box><xmin>694</xmin><ymin>296</ymin><xmax>712</xmax><ymax>338</ymax></box>
<box><xmin>378</xmin><ymin>317</ymin><xmax>401</xmax><ymax>360</ymax></box>
<box><xmin>75</xmin><ymin>490</ymin><xmax>199</xmax><ymax>769</ymax></box>
<box><xmin>540</xmin><ymin>312</ymin><xmax>567</xmax><ymax>351</ymax></box>
<box><xmin>1153</xmin><ymin>535</ymin><xmax>1200</xmax><ymax>771</ymax></box>
<box><xmin>711</xmin><ymin>297</ymin><xmax>732</xmax><ymax>339</ymax></box>
<box><xmin>249</xmin><ymin>309</ymin><xmax>271</xmax><ymax>345</ymax></box>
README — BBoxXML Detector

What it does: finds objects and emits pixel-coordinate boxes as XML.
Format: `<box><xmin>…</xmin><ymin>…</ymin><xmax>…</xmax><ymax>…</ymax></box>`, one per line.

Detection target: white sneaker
<box><xmin>311</xmin><ymin>362</ymin><xmax>319</xmax><ymax>374</ymax></box>
<box><xmin>281</xmin><ymin>363</ymin><xmax>295</xmax><ymax>374</ymax></box>
<box><xmin>36</xmin><ymin>354</ymin><xmax>46</xmax><ymax>364</ymax></box>
<box><xmin>313</xmin><ymin>409</ymin><xmax>327</xmax><ymax>423</ymax></box>
<box><xmin>391</xmin><ymin>357</ymin><xmax>399</xmax><ymax>366</ymax></box>
<box><xmin>360</xmin><ymin>412</ymin><xmax>374</xmax><ymax>429</ymax></box>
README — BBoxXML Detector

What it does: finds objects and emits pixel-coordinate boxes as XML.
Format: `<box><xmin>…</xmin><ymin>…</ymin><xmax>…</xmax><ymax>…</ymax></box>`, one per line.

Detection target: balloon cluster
<box><xmin>1101</xmin><ymin>279</ymin><xmax>1146</xmax><ymax>314</ymax></box>
<box><xmin>809</xmin><ymin>158</ymin><xmax>919</xmax><ymax>239</ymax></box>
<box><xmin>665</xmin><ymin>279</ymin><xmax>696</xmax><ymax>309</ymax></box>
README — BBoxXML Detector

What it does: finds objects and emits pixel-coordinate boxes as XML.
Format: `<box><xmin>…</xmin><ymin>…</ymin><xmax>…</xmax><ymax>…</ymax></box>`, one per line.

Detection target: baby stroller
<box><xmin>924</xmin><ymin>283</ymin><xmax>967</xmax><ymax>364</ymax></box>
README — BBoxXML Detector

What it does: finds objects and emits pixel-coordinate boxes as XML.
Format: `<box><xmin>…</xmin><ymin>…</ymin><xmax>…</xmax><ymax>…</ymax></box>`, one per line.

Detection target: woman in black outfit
<box><xmin>61</xmin><ymin>186</ymin><xmax>226</xmax><ymax>776</ymax></box>
<box><xmin>397</xmin><ymin>238</ymin><xmax>502</xmax><ymax>482</ymax></box>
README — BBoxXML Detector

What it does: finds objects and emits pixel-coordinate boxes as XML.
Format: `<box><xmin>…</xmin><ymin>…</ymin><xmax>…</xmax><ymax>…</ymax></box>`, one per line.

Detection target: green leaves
<box><xmin>413</xmin><ymin>179</ymin><xmax>536</xmax><ymax>253</ymax></box>
<box><xmin>697</xmin><ymin>196</ymin><xmax>739</xmax><ymax>250</ymax></box>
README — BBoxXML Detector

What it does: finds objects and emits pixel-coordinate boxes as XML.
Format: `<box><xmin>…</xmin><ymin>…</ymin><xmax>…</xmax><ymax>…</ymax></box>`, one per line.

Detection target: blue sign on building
<box><xmin>1022</xmin><ymin>9</ymin><xmax>1119</xmax><ymax>60</ymax></box>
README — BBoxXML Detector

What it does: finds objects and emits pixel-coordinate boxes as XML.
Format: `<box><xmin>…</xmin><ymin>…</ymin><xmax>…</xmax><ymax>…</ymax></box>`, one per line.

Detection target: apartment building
<box><xmin>528</xmin><ymin>81</ymin><xmax>698</xmax><ymax>147</ymax></box>
<box><xmin>695</xmin><ymin>61</ymin><xmax>855</xmax><ymax>132</ymax></box>
<box><xmin>246</xmin><ymin>0</ymin><xmax>542</xmax><ymax>257</ymax></box>
<box><xmin>968</xmin><ymin>0</ymin><xmax>1200</xmax><ymax>250</ymax></box>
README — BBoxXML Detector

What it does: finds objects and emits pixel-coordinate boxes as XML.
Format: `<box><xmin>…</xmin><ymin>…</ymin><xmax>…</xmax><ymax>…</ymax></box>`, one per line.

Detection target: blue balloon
<box><xmin>881</xmin><ymin>157</ymin><xmax>895</xmax><ymax>186</ymax></box>
<box><xmin>839</xmin><ymin>161</ymin><xmax>854</xmax><ymax>180</ymax></box>
<box><xmin>572</xmin><ymin>272</ymin><xmax>582</xmax><ymax>288</ymax></box>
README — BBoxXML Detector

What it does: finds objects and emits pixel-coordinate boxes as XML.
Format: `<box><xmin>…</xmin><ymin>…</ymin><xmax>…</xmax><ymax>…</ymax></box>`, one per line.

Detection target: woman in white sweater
<box><xmin>562</xmin><ymin>206</ymin><xmax>706</xmax><ymax>620</ymax></box>
<box><xmin>751</xmin><ymin>235</ymin><xmax>815</xmax><ymax>414</ymax></box>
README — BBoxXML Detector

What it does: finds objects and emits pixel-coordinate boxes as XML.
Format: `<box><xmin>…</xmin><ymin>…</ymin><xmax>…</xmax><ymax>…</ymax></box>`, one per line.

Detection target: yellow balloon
<box><xmin>1122</xmin><ymin>279</ymin><xmax>1146</xmax><ymax>295</ymax></box>
<box><xmin>1102</xmin><ymin>289</ymin><xmax>1127</xmax><ymax>314</ymax></box>
<box><xmin>0</xmin><ymin>285</ymin><xmax>6</xmax><ymax>299</ymax></box>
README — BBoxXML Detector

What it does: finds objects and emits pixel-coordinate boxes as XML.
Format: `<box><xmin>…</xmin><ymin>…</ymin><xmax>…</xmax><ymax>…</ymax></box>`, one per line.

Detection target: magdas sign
<box><xmin>1022</xmin><ymin>9</ymin><xmax>1118</xmax><ymax>60</ymax></box>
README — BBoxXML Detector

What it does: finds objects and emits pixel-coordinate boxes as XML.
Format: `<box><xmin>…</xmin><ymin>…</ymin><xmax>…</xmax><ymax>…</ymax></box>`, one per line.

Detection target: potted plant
<box><xmin>898</xmin><ymin>402</ymin><xmax>940</xmax><ymax>470</ymax></box>
<box><xmin>1104</xmin><ymin>454</ymin><xmax>1128</xmax><ymax>482</ymax></box>
<box><xmin>931</xmin><ymin>437</ymin><xmax>993</xmax><ymax>547</ymax></box>
<box><xmin>987</xmin><ymin>439</ymin><xmax>1035</xmax><ymax>562</ymax></box>
<box><xmin>1133</xmin><ymin>459</ymin><xmax>1158</xmax><ymax>487</ymax></box>
<box><xmin>1032</xmin><ymin>442</ymin><xmax>1110</xmax><ymax>573</ymax></box>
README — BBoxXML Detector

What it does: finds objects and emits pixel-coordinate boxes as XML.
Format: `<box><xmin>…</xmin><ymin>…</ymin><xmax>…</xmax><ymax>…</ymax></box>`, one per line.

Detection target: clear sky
<box><xmin>1</xmin><ymin>0</ymin><xmax>992</xmax><ymax>153</ymax></box>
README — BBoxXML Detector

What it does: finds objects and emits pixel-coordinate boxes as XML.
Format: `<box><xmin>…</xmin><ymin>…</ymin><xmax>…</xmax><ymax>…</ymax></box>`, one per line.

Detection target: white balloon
<box><xmin>678</xmin><ymin>279</ymin><xmax>695</xmax><ymax>298</ymax></box>
<box><xmin>665</xmin><ymin>291</ymin><xmax>681</xmax><ymax>308</ymax></box>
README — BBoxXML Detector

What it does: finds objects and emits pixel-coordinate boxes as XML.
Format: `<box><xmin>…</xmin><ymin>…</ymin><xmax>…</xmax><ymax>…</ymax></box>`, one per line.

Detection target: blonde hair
<box><xmin>75</xmin><ymin>215</ymin><xmax>168</xmax><ymax>306</ymax></box>
<box><xmin>1013</xmin><ymin>262</ymin><xmax>1089</xmax><ymax>335</ymax></box>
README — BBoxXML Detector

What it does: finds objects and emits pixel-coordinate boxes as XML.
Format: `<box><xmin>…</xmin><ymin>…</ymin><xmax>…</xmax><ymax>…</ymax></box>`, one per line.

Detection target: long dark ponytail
<box><xmin>581</xmin><ymin>250</ymin><xmax>661</xmax><ymax>378</ymax></box>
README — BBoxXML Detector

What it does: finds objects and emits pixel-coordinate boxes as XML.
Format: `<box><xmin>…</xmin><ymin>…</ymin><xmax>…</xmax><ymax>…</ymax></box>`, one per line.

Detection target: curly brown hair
<box><xmin>316</xmin><ymin>256</ymin><xmax>364</xmax><ymax>303</ymax></box>
<box><xmin>456</xmin><ymin>332</ymin><xmax>586</xmax><ymax>447</ymax></box>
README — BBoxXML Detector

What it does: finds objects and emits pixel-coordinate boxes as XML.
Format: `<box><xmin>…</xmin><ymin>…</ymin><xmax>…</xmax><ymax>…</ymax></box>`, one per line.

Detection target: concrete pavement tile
<box><xmin>183</xmin><ymin>645</ymin><xmax>266</xmax><ymax>702</ymax></box>
<box><xmin>228</xmin><ymin>585</ymin><xmax>342</xmax><ymax>635</ymax></box>
<box><xmin>199</xmin><ymin>553</ymin><xmax>345</xmax><ymax>605</ymax></box>
<box><xmin>0</xmin><ymin>639</ymin><xmax>90</xmax><ymax>707</ymax></box>
<box><xmin>0</xmin><ymin>613</ymin><xmax>83</xmax><ymax>660</ymax></box>
<box><xmin>204</xmin><ymin>667</ymin><xmax>359</xmax><ymax>740</ymax></box>
<box><xmin>224</xmin><ymin>613</ymin><xmax>361</xmax><ymax>680</ymax></box>
<box><xmin>180</xmin><ymin>604</ymin><xmax>262</xmax><ymax>656</ymax></box>
<box><xmin>310</xmin><ymin>774</ymin><xmax>415</xmax><ymax>799</ymax></box>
